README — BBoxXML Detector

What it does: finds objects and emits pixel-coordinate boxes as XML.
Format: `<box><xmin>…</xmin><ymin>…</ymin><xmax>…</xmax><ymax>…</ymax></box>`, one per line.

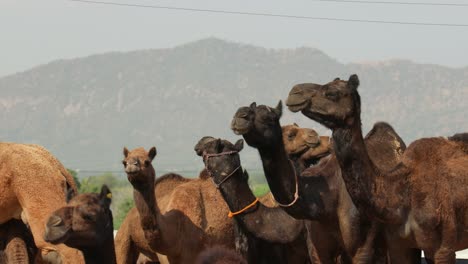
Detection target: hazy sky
<box><xmin>2</xmin><ymin>0</ymin><xmax>468</xmax><ymax>77</ymax></box>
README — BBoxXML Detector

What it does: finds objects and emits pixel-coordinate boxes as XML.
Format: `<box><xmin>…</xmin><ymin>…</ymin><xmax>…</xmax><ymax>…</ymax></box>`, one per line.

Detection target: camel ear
<box><xmin>66</xmin><ymin>188</ymin><xmax>75</xmax><ymax>203</ymax></box>
<box><xmin>100</xmin><ymin>185</ymin><xmax>112</xmax><ymax>208</ymax></box>
<box><xmin>250</xmin><ymin>102</ymin><xmax>257</xmax><ymax>109</ymax></box>
<box><xmin>274</xmin><ymin>100</ymin><xmax>282</xmax><ymax>117</ymax></box>
<box><xmin>215</xmin><ymin>138</ymin><xmax>223</xmax><ymax>153</ymax></box>
<box><xmin>293</xmin><ymin>123</ymin><xmax>299</xmax><ymax>127</ymax></box>
<box><xmin>148</xmin><ymin>147</ymin><xmax>157</xmax><ymax>161</ymax></box>
<box><xmin>334</xmin><ymin>77</ymin><xmax>340</xmax><ymax>81</ymax></box>
<box><xmin>123</xmin><ymin>147</ymin><xmax>129</xmax><ymax>158</ymax></box>
<box><xmin>348</xmin><ymin>74</ymin><xmax>360</xmax><ymax>90</ymax></box>
<box><xmin>234</xmin><ymin>139</ymin><xmax>244</xmax><ymax>152</ymax></box>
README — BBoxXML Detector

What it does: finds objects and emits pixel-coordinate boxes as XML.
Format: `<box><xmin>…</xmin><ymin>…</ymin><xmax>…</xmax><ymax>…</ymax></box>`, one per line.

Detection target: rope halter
<box><xmin>203</xmin><ymin>149</ymin><xmax>259</xmax><ymax>217</ymax></box>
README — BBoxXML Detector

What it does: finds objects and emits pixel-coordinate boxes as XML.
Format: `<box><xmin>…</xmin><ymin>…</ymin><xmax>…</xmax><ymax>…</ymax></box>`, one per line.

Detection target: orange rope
<box><xmin>228</xmin><ymin>198</ymin><xmax>259</xmax><ymax>218</ymax></box>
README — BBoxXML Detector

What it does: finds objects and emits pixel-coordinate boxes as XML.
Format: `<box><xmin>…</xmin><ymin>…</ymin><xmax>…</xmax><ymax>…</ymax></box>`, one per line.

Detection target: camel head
<box><xmin>231</xmin><ymin>101</ymin><xmax>283</xmax><ymax>148</ymax></box>
<box><xmin>194</xmin><ymin>137</ymin><xmax>247</xmax><ymax>185</ymax></box>
<box><xmin>286</xmin><ymin>74</ymin><xmax>361</xmax><ymax>129</ymax></box>
<box><xmin>122</xmin><ymin>146</ymin><xmax>157</xmax><ymax>186</ymax></box>
<box><xmin>282</xmin><ymin>124</ymin><xmax>331</xmax><ymax>167</ymax></box>
<box><xmin>44</xmin><ymin>185</ymin><xmax>113</xmax><ymax>248</ymax></box>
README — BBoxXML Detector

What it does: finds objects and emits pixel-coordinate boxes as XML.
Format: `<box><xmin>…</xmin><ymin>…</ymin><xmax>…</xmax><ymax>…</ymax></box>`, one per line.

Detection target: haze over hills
<box><xmin>1</xmin><ymin>38</ymin><xmax>467</xmax><ymax>175</ymax></box>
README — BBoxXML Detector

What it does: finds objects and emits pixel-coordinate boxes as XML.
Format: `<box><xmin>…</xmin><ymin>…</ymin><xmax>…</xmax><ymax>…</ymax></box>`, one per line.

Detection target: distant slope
<box><xmin>1</xmin><ymin>38</ymin><xmax>466</xmax><ymax>173</ymax></box>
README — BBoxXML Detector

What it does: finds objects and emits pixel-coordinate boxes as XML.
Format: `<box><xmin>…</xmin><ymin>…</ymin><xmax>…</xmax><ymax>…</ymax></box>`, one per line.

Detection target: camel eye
<box><xmin>288</xmin><ymin>133</ymin><xmax>295</xmax><ymax>141</ymax></box>
<box><xmin>325</xmin><ymin>90</ymin><xmax>340</xmax><ymax>101</ymax></box>
<box><xmin>82</xmin><ymin>213</ymin><xmax>96</xmax><ymax>222</ymax></box>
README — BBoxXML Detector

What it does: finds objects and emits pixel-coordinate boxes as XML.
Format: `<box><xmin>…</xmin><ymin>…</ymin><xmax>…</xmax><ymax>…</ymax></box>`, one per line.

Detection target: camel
<box><xmin>286</xmin><ymin>74</ymin><xmax>468</xmax><ymax>263</ymax></box>
<box><xmin>282</xmin><ymin>123</ymin><xmax>330</xmax><ymax>172</ymax></box>
<box><xmin>0</xmin><ymin>142</ymin><xmax>83</xmax><ymax>263</ymax></box>
<box><xmin>195</xmin><ymin>246</ymin><xmax>247</xmax><ymax>264</ymax></box>
<box><xmin>0</xmin><ymin>219</ymin><xmax>37</xmax><ymax>264</ymax></box>
<box><xmin>114</xmin><ymin>169</ymin><xmax>212</xmax><ymax>264</ymax></box>
<box><xmin>120</xmin><ymin>147</ymin><xmax>235</xmax><ymax>264</ymax></box>
<box><xmin>44</xmin><ymin>185</ymin><xmax>116</xmax><ymax>264</ymax></box>
<box><xmin>230</xmin><ymin>101</ymin><xmax>418</xmax><ymax>263</ymax></box>
<box><xmin>194</xmin><ymin>136</ymin><xmax>312</xmax><ymax>263</ymax></box>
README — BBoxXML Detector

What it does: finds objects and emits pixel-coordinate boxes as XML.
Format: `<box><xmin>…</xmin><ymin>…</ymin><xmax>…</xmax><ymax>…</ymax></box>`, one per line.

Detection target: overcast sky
<box><xmin>1</xmin><ymin>0</ymin><xmax>468</xmax><ymax>77</ymax></box>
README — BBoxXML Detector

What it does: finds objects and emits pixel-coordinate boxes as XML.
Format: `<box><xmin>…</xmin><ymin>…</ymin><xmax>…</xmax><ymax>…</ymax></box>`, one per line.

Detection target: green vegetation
<box><xmin>251</xmin><ymin>184</ymin><xmax>270</xmax><ymax>197</ymax></box>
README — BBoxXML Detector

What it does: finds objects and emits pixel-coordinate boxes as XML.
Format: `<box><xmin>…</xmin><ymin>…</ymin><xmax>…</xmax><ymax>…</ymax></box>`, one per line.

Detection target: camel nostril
<box><xmin>48</xmin><ymin>215</ymin><xmax>63</xmax><ymax>227</ymax></box>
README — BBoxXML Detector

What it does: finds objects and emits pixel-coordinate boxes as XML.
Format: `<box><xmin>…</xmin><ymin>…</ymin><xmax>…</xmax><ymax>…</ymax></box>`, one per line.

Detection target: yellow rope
<box><xmin>228</xmin><ymin>198</ymin><xmax>259</xmax><ymax>218</ymax></box>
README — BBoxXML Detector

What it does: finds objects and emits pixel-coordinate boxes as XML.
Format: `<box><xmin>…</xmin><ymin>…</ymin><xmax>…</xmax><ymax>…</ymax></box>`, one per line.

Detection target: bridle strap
<box><xmin>228</xmin><ymin>198</ymin><xmax>259</xmax><ymax>218</ymax></box>
<box><xmin>203</xmin><ymin>150</ymin><xmax>240</xmax><ymax>189</ymax></box>
<box><xmin>211</xmin><ymin>165</ymin><xmax>241</xmax><ymax>189</ymax></box>
<box><xmin>272</xmin><ymin>159</ymin><xmax>300</xmax><ymax>208</ymax></box>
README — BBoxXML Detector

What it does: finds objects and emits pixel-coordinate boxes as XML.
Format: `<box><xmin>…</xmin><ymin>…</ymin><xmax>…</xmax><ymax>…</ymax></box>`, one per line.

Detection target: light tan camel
<box><xmin>116</xmin><ymin>147</ymin><xmax>235</xmax><ymax>264</ymax></box>
<box><xmin>0</xmin><ymin>142</ymin><xmax>83</xmax><ymax>263</ymax></box>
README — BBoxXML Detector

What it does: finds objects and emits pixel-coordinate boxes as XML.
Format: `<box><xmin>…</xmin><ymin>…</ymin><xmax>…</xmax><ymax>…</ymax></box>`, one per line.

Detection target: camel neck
<box><xmin>257</xmin><ymin>139</ymin><xmax>297</xmax><ymax>208</ymax></box>
<box><xmin>80</xmin><ymin>233</ymin><xmax>116</xmax><ymax>264</ymax></box>
<box><xmin>332</xmin><ymin>123</ymin><xmax>375</xmax><ymax>207</ymax></box>
<box><xmin>215</xmin><ymin>166</ymin><xmax>304</xmax><ymax>243</ymax></box>
<box><xmin>217</xmin><ymin>169</ymin><xmax>258</xmax><ymax>216</ymax></box>
<box><xmin>132</xmin><ymin>169</ymin><xmax>163</xmax><ymax>245</ymax></box>
<box><xmin>332</xmin><ymin>122</ymin><xmax>407</xmax><ymax>222</ymax></box>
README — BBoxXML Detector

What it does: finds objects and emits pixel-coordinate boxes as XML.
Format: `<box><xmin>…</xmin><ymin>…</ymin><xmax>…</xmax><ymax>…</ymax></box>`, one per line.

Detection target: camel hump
<box><xmin>365</xmin><ymin>122</ymin><xmax>407</xmax><ymax>172</ymax></box>
<box><xmin>155</xmin><ymin>173</ymin><xmax>190</xmax><ymax>185</ymax></box>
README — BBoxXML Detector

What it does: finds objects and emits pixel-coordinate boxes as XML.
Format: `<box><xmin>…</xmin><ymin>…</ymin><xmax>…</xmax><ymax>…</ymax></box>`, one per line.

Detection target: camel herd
<box><xmin>0</xmin><ymin>74</ymin><xmax>467</xmax><ymax>264</ymax></box>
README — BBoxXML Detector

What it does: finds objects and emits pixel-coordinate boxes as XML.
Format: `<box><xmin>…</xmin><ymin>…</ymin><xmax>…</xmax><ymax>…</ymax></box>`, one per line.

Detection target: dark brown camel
<box><xmin>282</xmin><ymin>123</ymin><xmax>331</xmax><ymax>172</ymax></box>
<box><xmin>195</xmin><ymin>246</ymin><xmax>247</xmax><ymax>264</ymax></box>
<box><xmin>230</xmin><ymin>101</ymin><xmax>418</xmax><ymax>263</ymax></box>
<box><xmin>286</xmin><ymin>74</ymin><xmax>468</xmax><ymax>264</ymax></box>
<box><xmin>121</xmin><ymin>147</ymin><xmax>235</xmax><ymax>264</ymax></box>
<box><xmin>194</xmin><ymin>136</ymin><xmax>312</xmax><ymax>264</ymax></box>
<box><xmin>0</xmin><ymin>219</ymin><xmax>37</xmax><ymax>264</ymax></box>
<box><xmin>44</xmin><ymin>185</ymin><xmax>116</xmax><ymax>264</ymax></box>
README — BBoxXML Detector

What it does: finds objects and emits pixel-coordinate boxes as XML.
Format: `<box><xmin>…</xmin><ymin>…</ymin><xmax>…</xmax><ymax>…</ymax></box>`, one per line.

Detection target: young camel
<box><xmin>121</xmin><ymin>147</ymin><xmax>235</xmax><ymax>264</ymax></box>
<box><xmin>0</xmin><ymin>219</ymin><xmax>37</xmax><ymax>264</ymax></box>
<box><xmin>230</xmin><ymin>101</ymin><xmax>418</xmax><ymax>263</ymax></box>
<box><xmin>194</xmin><ymin>136</ymin><xmax>312</xmax><ymax>264</ymax></box>
<box><xmin>0</xmin><ymin>143</ymin><xmax>83</xmax><ymax>263</ymax></box>
<box><xmin>286</xmin><ymin>74</ymin><xmax>468</xmax><ymax>264</ymax></box>
<box><xmin>44</xmin><ymin>185</ymin><xmax>116</xmax><ymax>264</ymax></box>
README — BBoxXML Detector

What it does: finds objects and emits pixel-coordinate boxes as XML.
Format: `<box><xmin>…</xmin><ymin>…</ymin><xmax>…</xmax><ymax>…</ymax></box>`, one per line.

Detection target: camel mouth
<box><xmin>307</xmin><ymin>152</ymin><xmax>331</xmax><ymax>168</ymax></box>
<box><xmin>44</xmin><ymin>226</ymin><xmax>71</xmax><ymax>244</ymax></box>
<box><xmin>286</xmin><ymin>99</ymin><xmax>310</xmax><ymax>113</ymax></box>
<box><xmin>231</xmin><ymin>118</ymin><xmax>252</xmax><ymax>135</ymax></box>
<box><xmin>232</xmin><ymin>126</ymin><xmax>250</xmax><ymax>135</ymax></box>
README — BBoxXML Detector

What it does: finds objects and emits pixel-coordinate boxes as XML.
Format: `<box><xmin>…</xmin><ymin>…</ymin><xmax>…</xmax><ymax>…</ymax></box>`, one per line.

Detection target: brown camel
<box><xmin>286</xmin><ymin>74</ymin><xmax>468</xmax><ymax>264</ymax></box>
<box><xmin>44</xmin><ymin>185</ymin><xmax>116</xmax><ymax>264</ymax></box>
<box><xmin>230</xmin><ymin>101</ymin><xmax>419</xmax><ymax>263</ymax></box>
<box><xmin>0</xmin><ymin>142</ymin><xmax>83</xmax><ymax>263</ymax></box>
<box><xmin>0</xmin><ymin>219</ymin><xmax>37</xmax><ymax>264</ymax></box>
<box><xmin>120</xmin><ymin>147</ymin><xmax>235</xmax><ymax>264</ymax></box>
<box><xmin>194</xmin><ymin>136</ymin><xmax>312</xmax><ymax>263</ymax></box>
<box><xmin>195</xmin><ymin>246</ymin><xmax>247</xmax><ymax>264</ymax></box>
<box><xmin>282</xmin><ymin>123</ymin><xmax>331</xmax><ymax>171</ymax></box>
